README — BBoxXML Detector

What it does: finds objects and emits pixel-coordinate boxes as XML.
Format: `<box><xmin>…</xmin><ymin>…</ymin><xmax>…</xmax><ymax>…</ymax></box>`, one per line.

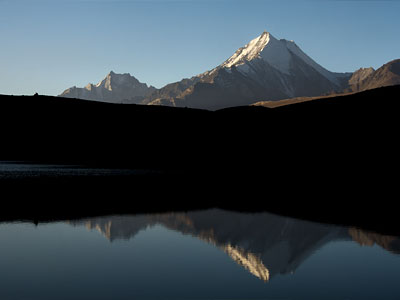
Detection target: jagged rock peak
<box><xmin>107</xmin><ymin>70</ymin><xmax>132</xmax><ymax>78</ymax></box>
<box><xmin>96</xmin><ymin>71</ymin><xmax>143</xmax><ymax>91</ymax></box>
<box><xmin>60</xmin><ymin>71</ymin><xmax>156</xmax><ymax>103</ymax></box>
<box><xmin>348</xmin><ymin>67</ymin><xmax>375</xmax><ymax>86</ymax></box>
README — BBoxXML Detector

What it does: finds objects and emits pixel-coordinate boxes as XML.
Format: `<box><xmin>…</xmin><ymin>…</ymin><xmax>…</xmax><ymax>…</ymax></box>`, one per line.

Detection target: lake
<box><xmin>1</xmin><ymin>209</ymin><xmax>399</xmax><ymax>299</ymax></box>
<box><xmin>0</xmin><ymin>161</ymin><xmax>156</xmax><ymax>179</ymax></box>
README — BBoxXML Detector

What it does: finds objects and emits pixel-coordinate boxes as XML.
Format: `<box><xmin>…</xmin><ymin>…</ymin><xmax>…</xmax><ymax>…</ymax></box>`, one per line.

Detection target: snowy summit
<box><xmin>220</xmin><ymin>31</ymin><xmax>339</xmax><ymax>84</ymax></box>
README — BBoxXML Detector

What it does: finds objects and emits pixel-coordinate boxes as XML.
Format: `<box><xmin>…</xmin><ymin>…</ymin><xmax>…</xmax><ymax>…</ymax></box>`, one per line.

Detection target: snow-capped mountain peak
<box><xmin>219</xmin><ymin>31</ymin><xmax>341</xmax><ymax>84</ymax></box>
<box><xmin>221</xmin><ymin>31</ymin><xmax>293</xmax><ymax>75</ymax></box>
<box><xmin>221</xmin><ymin>31</ymin><xmax>271</xmax><ymax>68</ymax></box>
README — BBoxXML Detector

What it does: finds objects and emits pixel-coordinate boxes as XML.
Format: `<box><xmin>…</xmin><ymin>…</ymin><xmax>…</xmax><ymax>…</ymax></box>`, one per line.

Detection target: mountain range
<box><xmin>60</xmin><ymin>31</ymin><xmax>400</xmax><ymax>110</ymax></box>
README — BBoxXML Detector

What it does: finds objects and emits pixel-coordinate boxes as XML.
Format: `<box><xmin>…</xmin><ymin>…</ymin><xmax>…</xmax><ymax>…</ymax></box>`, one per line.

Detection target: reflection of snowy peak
<box><xmin>223</xmin><ymin>244</ymin><xmax>270</xmax><ymax>282</ymax></box>
<box><xmin>69</xmin><ymin>210</ymin><xmax>400</xmax><ymax>282</ymax></box>
<box><xmin>145</xmin><ymin>31</ymin><xmax>352</xmax><ymax>110</ymax></box>
<box><xmin>60</xmin><ymin>71</ymin><xmax>156</xmax><ymax>103</ymax></box>
<box><xmin>69</xmin><ymin>210</ymin><xmax>400</xmax><ymax>281</ymax></box>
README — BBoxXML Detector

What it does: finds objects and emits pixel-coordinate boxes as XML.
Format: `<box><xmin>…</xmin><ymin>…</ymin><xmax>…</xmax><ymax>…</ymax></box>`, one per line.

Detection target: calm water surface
<box><xmin>0</xmin><ymin>209</ymin><xmax>399</xmax><ymax>299</ymax></box>
<box><xmin>0</xmin><ymin>161</ymin><xmax>155</xmax><ymax>178</ymax></box>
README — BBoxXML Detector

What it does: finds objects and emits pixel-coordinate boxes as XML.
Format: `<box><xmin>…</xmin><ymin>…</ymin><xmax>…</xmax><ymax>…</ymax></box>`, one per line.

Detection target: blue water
<box><xmin>0</xmin><ymin>161</ymin><xmax>155</xmax><ymax>178</ymax></box>
<box><xmin>0</xmin><ymin>210</ymin><xmax>399</xmax><ymax>299</ymax></box>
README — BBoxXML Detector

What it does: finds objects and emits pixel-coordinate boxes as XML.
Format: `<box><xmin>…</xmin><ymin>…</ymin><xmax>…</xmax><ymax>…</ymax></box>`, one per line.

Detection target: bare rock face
<box><xmin>353</xmin><ymin>59</ymin><xmax>400</xmax><ymax>92</ymax></box>
<box><xmin>348</xmin><ymin>67</ymin><xmax>375</xmax><ymax>91</ymax></box>
<box><xmin>60</xmin><ymin>71</ymin><xmax>156</xmax><ymax>103</ymax></box>
<box><xmin>346</xmin><ymin>60</ymin><xmax>400</xmax><ymax>93</ymax></box>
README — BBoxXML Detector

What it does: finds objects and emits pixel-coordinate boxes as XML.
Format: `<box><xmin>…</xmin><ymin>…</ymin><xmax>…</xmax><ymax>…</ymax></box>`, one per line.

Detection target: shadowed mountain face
<box><xmin>68</xmin><ymin>210</ymin><xmax>400</xmax><ymax>282</ymax></box>
<box><xmin>60</xmin><ymin>71</ymin><xmax>156</xmax><ymax>103</ymax></box>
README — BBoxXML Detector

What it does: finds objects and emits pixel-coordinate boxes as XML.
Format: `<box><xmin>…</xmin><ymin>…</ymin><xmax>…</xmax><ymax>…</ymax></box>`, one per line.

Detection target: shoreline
<box><xmin>1</xmin><ymin>172</ymin><xmax>399</xmax><ymax>237</ymax></box>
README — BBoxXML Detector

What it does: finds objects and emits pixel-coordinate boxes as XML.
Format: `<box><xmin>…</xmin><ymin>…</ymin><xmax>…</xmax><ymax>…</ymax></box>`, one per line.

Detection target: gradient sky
<box><xmin>1</xmin><ymin>0</ymin><xmax>399</xmax><ymax>96</ymax></box>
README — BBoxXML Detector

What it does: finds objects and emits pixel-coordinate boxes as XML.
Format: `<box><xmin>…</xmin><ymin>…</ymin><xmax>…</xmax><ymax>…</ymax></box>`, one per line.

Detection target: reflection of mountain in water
<box><xmin>68</xmin><ymin>210</ymin><xmax>400</xmax><ymax>282</ymax></box>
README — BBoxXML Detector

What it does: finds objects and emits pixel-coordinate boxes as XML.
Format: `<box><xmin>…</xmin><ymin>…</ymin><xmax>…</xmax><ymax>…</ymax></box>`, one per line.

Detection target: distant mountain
<box><xmin>348</xmin><ymin>59</ymin><xmax>400</xmax><ymax>92</ymax></box>
<box><xmin>144</xmin><ymin>31</ymin><xmax>352</xmax><ymax>110</ymax></box>
<box><xmin>250</xmin><ymin>60</ymin><xmax>400</xmax><ymax>108</ymax></box>
<box><xmin>60</xmin><ymin>71</ymin><xmax>156</xmax><ymax>103</ymax></box>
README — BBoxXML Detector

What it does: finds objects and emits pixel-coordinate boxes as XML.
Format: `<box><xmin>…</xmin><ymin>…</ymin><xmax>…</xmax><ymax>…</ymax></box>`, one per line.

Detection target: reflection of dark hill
<box><xmin>69</xmin><ymin>210</ymin><xmax>400</xmax><ymax>281</ymax></box>
<box><xmin>1</xmin><ymin>85</ymin><xmax>400</xmax><ymax>235</ymax></box>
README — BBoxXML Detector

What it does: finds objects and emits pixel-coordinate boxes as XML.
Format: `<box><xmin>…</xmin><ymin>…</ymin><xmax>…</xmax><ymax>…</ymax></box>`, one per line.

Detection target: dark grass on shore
<box><xmin>1</xmin><ymin>86</ymin><xmax>400</xmax><ymax>235</ymax></box>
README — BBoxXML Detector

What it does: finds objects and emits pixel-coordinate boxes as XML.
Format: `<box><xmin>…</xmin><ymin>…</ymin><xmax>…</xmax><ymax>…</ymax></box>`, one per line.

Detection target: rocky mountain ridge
<box><xmin>347</xmin><ymin>59</ymin><xmax>400</xmax><ymax>92</ymax></box>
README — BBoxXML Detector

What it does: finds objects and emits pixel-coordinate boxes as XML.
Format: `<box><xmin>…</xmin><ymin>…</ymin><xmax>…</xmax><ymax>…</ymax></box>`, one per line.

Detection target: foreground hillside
<box><xmin>1</xmin><ymin>85</ymin><xmax>399</xmax><ymax>235</ymax></box>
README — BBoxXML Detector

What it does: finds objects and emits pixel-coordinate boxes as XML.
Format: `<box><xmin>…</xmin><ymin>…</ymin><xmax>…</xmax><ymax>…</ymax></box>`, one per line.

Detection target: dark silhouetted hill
<box><xmin>1</xmin><ymin>85</ymin><xmax>400</xmax><ymax>235</ymax></box>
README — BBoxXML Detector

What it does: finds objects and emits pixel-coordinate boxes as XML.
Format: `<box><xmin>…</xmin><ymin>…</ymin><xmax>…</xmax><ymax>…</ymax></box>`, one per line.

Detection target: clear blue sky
<box><xmin>1</xmin><ymin>0</ymin><xmax>399</xmax><ymax>96</ymax></box>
